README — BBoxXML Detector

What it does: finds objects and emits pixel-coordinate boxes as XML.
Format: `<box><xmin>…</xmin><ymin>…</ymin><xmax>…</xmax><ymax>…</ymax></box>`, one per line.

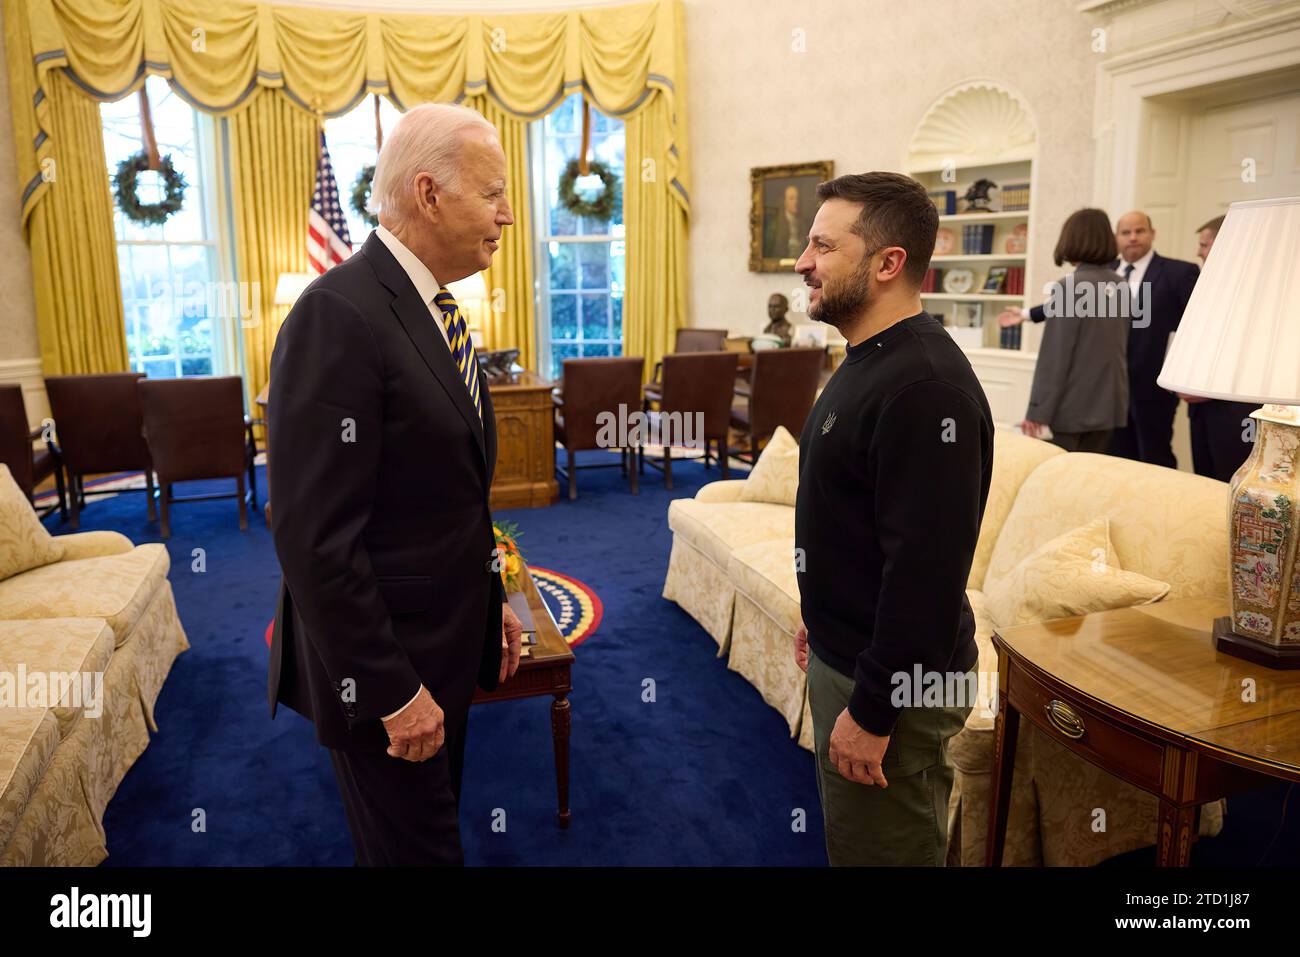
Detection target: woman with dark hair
<box><xmin>998</xmin><ymin>208</ymin><xmax>1129</xmax><ymax>452</ymax></box>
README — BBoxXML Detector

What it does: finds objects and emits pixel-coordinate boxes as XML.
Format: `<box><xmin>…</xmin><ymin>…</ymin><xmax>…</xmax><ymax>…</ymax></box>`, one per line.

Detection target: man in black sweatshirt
<box><xmin>792</xmin><ymin>172</ymin><xmax>994</xmax><ymax>866</ymax></box>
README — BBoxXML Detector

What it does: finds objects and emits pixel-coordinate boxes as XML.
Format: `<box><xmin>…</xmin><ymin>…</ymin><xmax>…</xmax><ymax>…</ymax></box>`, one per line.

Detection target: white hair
<box><xmin>370</xmin><ymin>103</ymin><xmax>498</xmax><ymax>221</ymax></box>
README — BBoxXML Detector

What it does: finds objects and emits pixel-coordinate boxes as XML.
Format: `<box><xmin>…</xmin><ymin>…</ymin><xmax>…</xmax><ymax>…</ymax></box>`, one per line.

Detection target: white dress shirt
<box><xmin>1120</xmin><ymin>247</ymin><xmax>1154</xmax><ymax>297</ymax></box>
<box><xmin>373</xmin><ymin>224</ymin><xmax>446</xmax><ymax>722</ymax></box>
<box><xmin>373</xmin><ymin>224</ymin><xmax>452</xmax><ymax>350</ymax></box>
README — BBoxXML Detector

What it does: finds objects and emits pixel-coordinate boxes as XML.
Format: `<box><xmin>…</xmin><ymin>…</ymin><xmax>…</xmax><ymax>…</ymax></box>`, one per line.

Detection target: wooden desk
<box><xmin>472</xmin><ymin>565</ymin><xmax>575</xmax><ymax>827</ymax></box>
<box><xmin>987</xmin><ymin>597</ymin><xmax>1300</xmax><ymax>866</ymax></box>
<box><xmin>487</xmin><ymin>371</ymin><xmax>559</xmax><ymax>510</ymax></box>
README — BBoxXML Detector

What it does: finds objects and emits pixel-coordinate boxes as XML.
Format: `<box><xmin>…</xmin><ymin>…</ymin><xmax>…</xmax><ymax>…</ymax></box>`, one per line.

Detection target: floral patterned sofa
<box><xmin>663</xmin><ymin>428</ymin><xmax>1230</xmax><ymax>866</ymax></box>
<box><xmin>0</xmin><ymin>465</ymin><xmax>189</xmax><ymax>865</ymax></box>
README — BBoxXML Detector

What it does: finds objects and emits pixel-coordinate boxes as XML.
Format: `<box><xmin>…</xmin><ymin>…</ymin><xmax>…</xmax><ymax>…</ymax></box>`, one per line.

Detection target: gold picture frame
<box><xmin>749</xmin><ymin>161</ymin><xmax>834</xmax><ymax>272</ymax></box>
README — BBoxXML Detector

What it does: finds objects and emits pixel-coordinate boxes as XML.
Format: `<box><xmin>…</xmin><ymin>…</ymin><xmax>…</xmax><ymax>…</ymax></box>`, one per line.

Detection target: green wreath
<box><xmin>351</xmin><ymin>164</ymin><xmax>378</xmax><ymax>228</ymax></box>
<box><xmin>113</xmin><ymin>151</ymin><xmax>187</xmax><ymax>226</ymax></box>
<box><xmin>558</xmin><ymin>158</ymin><xmax>621</xmax><ymax>222</ymax></box>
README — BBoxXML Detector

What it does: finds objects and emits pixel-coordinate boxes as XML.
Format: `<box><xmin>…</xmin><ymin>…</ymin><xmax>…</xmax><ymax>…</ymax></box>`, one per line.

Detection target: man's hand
<box><xmin>382</xmin><ymin>685</ymin><xmax>444</xmax><ymax>762</ymax></box>
<box><xmin>794</xmin><ymin>621</ymin><xmax>809</xmax><ymax>673</ymax></box>
<box><xmin>828</xmin><ymin>707</ymin><xmax>890</xmax><ymax>787</ymax></box>
<box><xmin>1019</xmin><ymin>419</ymin><xmax>1046</xmax><ymax>438</ymax></box>
<box><xmin>500</xmin><ymin>601</ymin><xmax>523</xmax><ymax>683</ymax></box>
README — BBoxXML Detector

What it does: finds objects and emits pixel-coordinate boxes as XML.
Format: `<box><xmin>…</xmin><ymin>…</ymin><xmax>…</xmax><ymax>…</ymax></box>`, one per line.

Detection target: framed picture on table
<box><xmin>749</xmin><ymin>161</ymin><xmax>835</xmax><ymax>272</ymax></box>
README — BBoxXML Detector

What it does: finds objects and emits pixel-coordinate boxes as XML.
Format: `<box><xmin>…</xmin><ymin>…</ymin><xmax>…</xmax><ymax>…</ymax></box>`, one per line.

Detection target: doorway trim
<box><xmin>1093</xmin><ymin>6</ymin><xmax>1300</xmax><ymax>214</ymax></box>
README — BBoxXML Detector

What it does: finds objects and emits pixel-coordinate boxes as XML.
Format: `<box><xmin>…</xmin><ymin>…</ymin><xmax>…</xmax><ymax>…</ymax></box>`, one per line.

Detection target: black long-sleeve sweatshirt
<box><xmin>795</xmin><ymin>311</ymin><xmax>994</xmax><ymax>736</ymax></box>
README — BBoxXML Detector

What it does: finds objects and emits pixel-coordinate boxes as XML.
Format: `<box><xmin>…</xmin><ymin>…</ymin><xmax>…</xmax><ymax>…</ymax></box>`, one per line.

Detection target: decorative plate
<box><xmin>942</xmin><ymin>268</ymin><xmax>975</xmax><ymax>294</ymax></box>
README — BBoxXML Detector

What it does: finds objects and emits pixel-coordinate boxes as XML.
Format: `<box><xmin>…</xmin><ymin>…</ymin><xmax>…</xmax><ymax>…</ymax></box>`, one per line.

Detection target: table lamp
<box><xmin>1158</xmin><ymin>195</ymin><xmax>1300</xmax><ymax>668</ymax></box>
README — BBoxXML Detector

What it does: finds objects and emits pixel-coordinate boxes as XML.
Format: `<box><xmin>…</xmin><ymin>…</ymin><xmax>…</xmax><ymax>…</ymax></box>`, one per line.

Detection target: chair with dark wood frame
<box><xmin>0</xmin><ymin>384</ymin><xmax>66</xmax><ymax>520</ymax></box>
<box><xmin>137</xmin><ymin>376</ymin><xmax>258</xmax><ymax>538</ymax></box>
<box><xmin>644</xmin><ymin>327</ymin><xmax>730</xmax><ymax>402</ymax></box>
<box><xmin>44</xmin><ymin>373</ymin><xmax>155</xmax><ymax>529</ymax></box>
<box><xmin>553</xmin><ymin>356</ymin><xmax>644</xmax><ymax>500</ymax></box>
<box><xmin>639</xmin><ymin>350</ymin><xmax>739</xmax><ymax>490</ymax></box>
<box><xmin>729</xmin><ymin>347</ymin><xmax>824</xmax><ymax>462</ymax></box>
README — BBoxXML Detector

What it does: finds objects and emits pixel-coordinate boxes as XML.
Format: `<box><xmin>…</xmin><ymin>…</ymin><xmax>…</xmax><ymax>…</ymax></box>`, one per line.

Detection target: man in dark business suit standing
<box><xmin>267</xmin><ymin>103</ymin><xmax>523</xmax><ymax>866</ymax></box>
<box><xmin>1107</xmin><ymin>210</ymin><xmax>1200</xmax><ymax>468</ymax></box>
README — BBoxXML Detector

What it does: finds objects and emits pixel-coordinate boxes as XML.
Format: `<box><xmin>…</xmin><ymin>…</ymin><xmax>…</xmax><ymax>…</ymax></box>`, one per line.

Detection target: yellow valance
<box><xmin>7</xmin><ymin>0</ymin><xmax>689</xmax><ymax>228</ymax></box>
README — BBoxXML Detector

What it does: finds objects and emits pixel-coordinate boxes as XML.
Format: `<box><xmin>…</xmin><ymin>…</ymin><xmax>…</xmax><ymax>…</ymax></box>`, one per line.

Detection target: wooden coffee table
<box><xmin>987</xmin><ymin>596</ymin><xmax>1300</xmax><ymax>866</ymax></box>
<box><xmin>472</xmin><ymin>566</ymin><xmax>576</xmax><ymax>827</ymax></box>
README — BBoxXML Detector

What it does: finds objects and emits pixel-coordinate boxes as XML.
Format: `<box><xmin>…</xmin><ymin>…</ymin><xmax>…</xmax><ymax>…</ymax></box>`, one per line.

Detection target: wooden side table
<box><xmin>473</xmin><ymin>565</ymin><xmax>575</xmax><ymax>827</ymax></box>
<box><xmin>987</xmin><ymin>597</ymin><xmax>1300</xmax><ymax>866</ymax></box>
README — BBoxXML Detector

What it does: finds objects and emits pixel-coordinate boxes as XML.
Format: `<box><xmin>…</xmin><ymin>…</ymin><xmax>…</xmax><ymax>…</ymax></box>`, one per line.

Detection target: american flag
<box><xmin>307</xmin><ymin>131</ymin><xmax>352</xmax><ymax>274</ymax></box>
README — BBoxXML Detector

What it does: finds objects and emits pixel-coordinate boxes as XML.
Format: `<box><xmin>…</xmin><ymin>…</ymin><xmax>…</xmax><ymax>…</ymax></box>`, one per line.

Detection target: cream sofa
<box><xmin>0</xmin><ymin>466</ymin><xmax>189</xmax><ymax>865</ymax></box>
<box><xmin>663</xmin><ymin>429</ymin><xmax>1230</xmax><ymax>866</ymax></box>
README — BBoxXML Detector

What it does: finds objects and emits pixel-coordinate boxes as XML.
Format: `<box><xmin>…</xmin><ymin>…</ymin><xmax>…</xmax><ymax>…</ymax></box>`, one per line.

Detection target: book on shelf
<box><xmin>928</xmin><ymin>189</ymin><xmax>956</xmax><ymax>215</ymax></box>
<box><xmin>1005</xmin><ymin>266</ymin><xmax>1024</xmax><ymax>295</ymax></box>
<box><xmin>922</xmin><ymin>267</ymin><xmax>944</xmax><ymax>293</ymax></box>
<box><xmin>999</xmin><ymin>323</ymin><xmax>1023</xmax><ymax>350</ymax></box>
<box><xmin>1000</xmin><ymin>182</ymin><xmax>1030</xmax><ymax>212</ymax></box>
<box><xmin>961</xmin><ymin>223</ymin><xmax>995</xmax><ymax>254</ymax></box>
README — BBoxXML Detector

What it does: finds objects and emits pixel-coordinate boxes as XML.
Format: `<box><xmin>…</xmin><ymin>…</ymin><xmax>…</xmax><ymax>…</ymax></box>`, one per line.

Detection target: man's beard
<box><xmin>808</xmin><ymin>263</ymin><xmax>873</xmax><ymax>331</ymax></box>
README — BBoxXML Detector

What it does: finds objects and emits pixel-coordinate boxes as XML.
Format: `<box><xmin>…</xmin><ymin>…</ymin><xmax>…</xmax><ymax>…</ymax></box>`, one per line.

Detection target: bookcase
<box><xmin>904</xmin><ymin>80</ymin><xmax>1039</xmax><ymax>426</ymax></box>
<box><xmin>909</xmin><ymin>158</ymin><xmax>1033</xmax><ymax>353</ymax></box>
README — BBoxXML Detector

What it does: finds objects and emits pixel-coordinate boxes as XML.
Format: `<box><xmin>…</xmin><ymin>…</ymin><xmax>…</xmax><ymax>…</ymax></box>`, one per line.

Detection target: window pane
<box><xmin>548</xmin><ymin>242</ymin><xmax>577</xmax><ymax>290</ymax></box>
<box><xmin>581</xmin><ymin>342</ymin><xmax>612</xmax><ymax>358</ymax></box>
<box><xmin>552</xmin><ymin>341</ymin><xmax>580</xmax><ymax>381</ymax></box>
<box><xmin>577</xmin><ymin>242</ymin><xmax>609</xmax><ymax>290</ymax></box>
<box><xmin>580</xmin><ymin>292</ymin><xmax>609</xmax><ymax>340</ymax></box>
<box><xmin>324</xmin><ymin>95</ymin><xmax>402</xmax><ymax>246</ymax></box>
<box><xmin>551</xmin><ymin>293</ymin><xmax>578</xmax><ymax>340</ymax></box>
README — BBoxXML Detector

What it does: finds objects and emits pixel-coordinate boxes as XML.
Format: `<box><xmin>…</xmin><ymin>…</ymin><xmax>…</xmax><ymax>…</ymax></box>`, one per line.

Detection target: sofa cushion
<box><xmin>667</xmin><ymin>498</ymin><xmax>794</xmax><ymax>568</ymax></box>
<box><xmin>0</xmin><ymin>464</ymin><xmax>63</xmax><ymax>583</ymax></box>
<box><xmin>985</xmin><ymin>517</ymin><xmax>1170</xmax><ymax>630</ymax></box>
<box><xmin>984</xmin><ymin>452</ymin><xmax>1230</xmax><ymax>600</ymax></box>
<box><xmin>0</xmin><ymin>619</ymin><xmax>116</xmax><ymax>738</ymax></box>
<box><xmin>0</xmin><ymin>707</ymin><xmax>60</xmax><ymax>853</ymax></box>
<box><xmin>729</xmin><ymin>538</ymin><xmax>801</xmax><ymax>635</ymax></box>
<box><xmin>0</xmin><ymin>545</ymin><xmax>170</xmax><ymax>645</ymax></box>
<box><xmin>971</xmin><ymin>430</ymin><xmax>1065</xmax><ymax>591</ymax></box>
<box><xmin>739</xmin><ymin>426</ymin><xmax>799</xmax><ymax>507</ymax></box>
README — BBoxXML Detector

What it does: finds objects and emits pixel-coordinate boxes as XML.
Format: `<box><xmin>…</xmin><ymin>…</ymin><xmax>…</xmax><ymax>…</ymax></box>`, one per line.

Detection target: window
<box><xmin>324</xmin><ymin>95</ymin><xmax>403</xmax><ymax>247</ymax></box>
<box><xmin>533</xmin><ymin>95</ymin><xmax>625</xmax><ymax>381</ymax></box>
<box><xmin>101</xmin><ymin>76</ymin><xmax>228</xmax><ymax>378</ymax></box>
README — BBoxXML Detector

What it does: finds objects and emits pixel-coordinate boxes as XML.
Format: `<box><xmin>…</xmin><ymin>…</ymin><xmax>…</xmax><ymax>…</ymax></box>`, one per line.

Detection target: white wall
<box><xmin>683</xmin><ymin>0</ymin><xmax>1101</xmax><ymax>337</ymax></box>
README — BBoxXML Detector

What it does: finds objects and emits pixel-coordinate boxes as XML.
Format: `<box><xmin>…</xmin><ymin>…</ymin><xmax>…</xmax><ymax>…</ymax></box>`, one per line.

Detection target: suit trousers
<box><xmin>1048</xmin><ymin>429</ymin><xmax>1112</xmax><ymax>454</ymax></box>
<box><xmin>328</xmin><ymin>715</ymin><xmax>470</xmax><ymax>866</ymax></box>
<box><xmin>1109</xmin><ymin>392</ymin><xmax>1179</xmax><ymax>468</ymax></box>
<box><xmin>1189</xmin><ymin>399</ymin><xmax>1257</xmax><ymax>483</ymax></box>
<box><xmin>807</xmin><ymin>651</ymin><xmax>972</xmax><ymax>866</ymax></box>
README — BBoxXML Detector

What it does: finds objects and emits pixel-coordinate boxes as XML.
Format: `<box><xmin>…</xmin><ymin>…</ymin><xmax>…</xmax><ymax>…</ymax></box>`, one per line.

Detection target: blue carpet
<box><xmin>56</xmin><ymin>452</ymin><xmax>828</xmax><ymax>866</ymax></box>
<box><xmin>42</xmin><ymin>455</ymin><xmax>1297</xmax><ymax>866</ymax></box>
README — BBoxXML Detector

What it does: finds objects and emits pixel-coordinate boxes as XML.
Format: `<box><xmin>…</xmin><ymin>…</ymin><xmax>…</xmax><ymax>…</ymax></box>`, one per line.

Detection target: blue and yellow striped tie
<box><xmin>433</xmin><ymin>286</ymin><xmax>482</xmax><ymax>421</ymax></box>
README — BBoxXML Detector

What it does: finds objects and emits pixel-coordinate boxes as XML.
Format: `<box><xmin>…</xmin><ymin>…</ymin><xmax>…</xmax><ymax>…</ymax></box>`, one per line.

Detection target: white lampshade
<box><xmin>273</xmin><ymin>272</ymin><xmax>315</xmax><ymax>306</ymax></box>
<box><xmin>1157</xmin><ymin>196</ymin><xmax>1300</xmax><ymax>405</ymax></box>
<box><xmin>447</xmin><ymin>271</ymin><xmax>488</xmax><ymax>302</ymax></box>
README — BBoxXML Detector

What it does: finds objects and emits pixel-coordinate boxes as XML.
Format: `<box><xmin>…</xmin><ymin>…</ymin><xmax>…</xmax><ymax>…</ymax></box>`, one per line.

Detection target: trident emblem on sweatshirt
<box><xmin>821</xmin><ymin>411</ymin><xmax>837</xmax><ymax>435</ymax></box>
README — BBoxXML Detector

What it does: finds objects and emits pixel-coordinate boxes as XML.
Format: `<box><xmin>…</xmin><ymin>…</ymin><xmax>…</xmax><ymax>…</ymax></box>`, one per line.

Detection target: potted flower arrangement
<box><xmin>493</xmin><ymin>522</ymin><xmax>527</xmax><ymax>594</ymax></box>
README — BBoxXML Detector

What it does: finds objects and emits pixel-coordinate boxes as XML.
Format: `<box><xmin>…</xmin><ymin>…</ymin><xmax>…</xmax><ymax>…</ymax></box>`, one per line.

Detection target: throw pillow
<box><xmin>984</xmin><ymin>516</ymin><xmax>1169</xmax><ymax>629</ymax></box>
<box><xmin>740</xmin><ymin>425</ymin><xmax>799</xmax><ymax>507</ymax></box>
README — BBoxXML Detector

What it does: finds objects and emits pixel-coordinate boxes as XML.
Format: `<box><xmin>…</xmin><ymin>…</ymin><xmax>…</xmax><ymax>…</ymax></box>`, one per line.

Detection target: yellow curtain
<box><xmin>623</xmin><ymin>90</ymin><xmax>690</xmax><ymax>382</ymax></box>
<box><xmin>24</xmin><ymin>70</ymin><xmax>129</xmax><ymax>375</ymax></box>
<box><xmin>225</xmin><ymin>90</ymin><xmax>318</xmax><ymax>410</ymax></box>
<box><xmin>6</xmin><ymin>0</ymin><xmax>689</xmax><ymax>381</ymax></box>
<box><xmin>466</xmin><ymin>95</ymin><xmax>536</xmax><ymax>371</ymax></box>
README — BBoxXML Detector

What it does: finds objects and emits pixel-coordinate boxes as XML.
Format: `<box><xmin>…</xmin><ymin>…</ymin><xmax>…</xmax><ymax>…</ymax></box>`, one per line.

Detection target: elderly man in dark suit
<box><xmin>1107</xmin><ymin>211</ymin><xmax>1200</xmax><ymax>468</ymax></box>
<box><xmin>267</xmin><ymin>103</ymin><xmax>523</xmax><ymax>866</ymax></box>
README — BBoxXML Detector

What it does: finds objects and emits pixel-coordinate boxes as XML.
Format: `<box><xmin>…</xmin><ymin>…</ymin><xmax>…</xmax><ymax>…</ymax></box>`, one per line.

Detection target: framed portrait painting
<box><xmin>749</xmin><ymin>161</ymin><xmax>834</xmax><ymax>272</ymax></box>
